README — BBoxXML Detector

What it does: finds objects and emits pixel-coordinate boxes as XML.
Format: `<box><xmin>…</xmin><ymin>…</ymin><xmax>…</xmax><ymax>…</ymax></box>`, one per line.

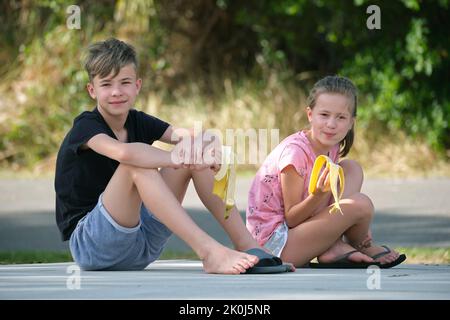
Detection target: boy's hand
<box><xmin>190</xmin><ymin>132</ymin><xmax>222</xmax><ymax>170</ymax></box>
<box><xmin>170</xmin><ymin>132</ymin><xmax>222</xmax><ymax>172</ymax></box>
<box><xmin>170</xmin><ymin>145</ymin><xmax>187</xmax><ymax>169</ymax></box>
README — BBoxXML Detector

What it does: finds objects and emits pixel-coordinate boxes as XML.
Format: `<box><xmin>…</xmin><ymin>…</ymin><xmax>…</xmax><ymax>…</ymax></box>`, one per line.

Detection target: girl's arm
<box><xmin>281</xmin><ymin>165</ymin><xmax>331</xmax><ymax>228</ymax></box>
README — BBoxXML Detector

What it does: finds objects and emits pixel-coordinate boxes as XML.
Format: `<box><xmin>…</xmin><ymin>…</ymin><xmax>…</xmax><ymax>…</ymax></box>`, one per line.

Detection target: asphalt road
<box><xmin>0</xmin><ymin>177</ymin><xmax>449</xmax><ymax>252</ymax></box>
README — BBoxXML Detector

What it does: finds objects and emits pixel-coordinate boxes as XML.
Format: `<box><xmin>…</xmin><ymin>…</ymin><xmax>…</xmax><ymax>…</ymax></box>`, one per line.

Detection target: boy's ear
<box><xmin>136</xmin><ymin>78</ymin><xmax>142</xmax><ymax>92</ymax></box>
<box><xmin>86</xmin><ymin>83</ymin><xmax>96</xmax><ymax>99</ymax></box>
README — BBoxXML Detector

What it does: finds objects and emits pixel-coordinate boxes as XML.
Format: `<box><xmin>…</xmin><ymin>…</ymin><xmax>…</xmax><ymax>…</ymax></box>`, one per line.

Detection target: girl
<box><xmin>246</xmin><ymin>76</ymin><xmax>406</xmax><ymax>268</ymax></box>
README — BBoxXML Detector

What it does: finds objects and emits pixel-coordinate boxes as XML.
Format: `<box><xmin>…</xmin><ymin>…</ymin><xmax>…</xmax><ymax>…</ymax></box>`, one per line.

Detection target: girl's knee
<box><xmin>340</xmin><ymin>159</ymin><xmax>363</xmax><ymax>178</ymax></box>
<box><xmin>349</xmin><ymin>193</ymin><xmax>374</xmax><ymax>219</ymax></box>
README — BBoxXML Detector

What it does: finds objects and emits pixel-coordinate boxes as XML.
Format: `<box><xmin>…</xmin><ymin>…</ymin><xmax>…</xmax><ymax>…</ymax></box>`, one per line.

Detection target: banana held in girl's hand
<box><xmin>212</xmin><ymin>146</ymin><xmax>236</xmax><ymax>219</ymax></box>
<box><xmin>308</xmin><ymin>155</ymin><xmax>345</xmax><ymax>215</ymax></box>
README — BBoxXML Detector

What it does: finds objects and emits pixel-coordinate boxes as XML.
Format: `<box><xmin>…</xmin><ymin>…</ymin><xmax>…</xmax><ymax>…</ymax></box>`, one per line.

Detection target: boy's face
<box><xmin>87</xmin><ymin>64</ymin><xmax>142</xmax><ymax>117</ymax></box>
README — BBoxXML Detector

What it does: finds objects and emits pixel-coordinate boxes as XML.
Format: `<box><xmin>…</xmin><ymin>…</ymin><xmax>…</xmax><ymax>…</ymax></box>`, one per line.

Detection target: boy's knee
<box><xmin>118</xmin><ymin>163</ymin><xmax>160</xmax><ymax>181</ymax></box>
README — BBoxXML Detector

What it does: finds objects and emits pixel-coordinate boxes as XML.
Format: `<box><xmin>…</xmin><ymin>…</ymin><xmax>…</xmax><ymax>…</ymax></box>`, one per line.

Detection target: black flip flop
<box><xmin>309</xmin><ymin>250</ymin><xmax>381</xmax><ymax>269</ymax></box>
<box><xmin>371</xmin><ymin>245</ymin><xmax>407</xmax><ymax>269</ymax></box>
<box><xmin>244</xmin><ymin>248</ymin><xmax>292</xmax><ymax>274</ymax></box>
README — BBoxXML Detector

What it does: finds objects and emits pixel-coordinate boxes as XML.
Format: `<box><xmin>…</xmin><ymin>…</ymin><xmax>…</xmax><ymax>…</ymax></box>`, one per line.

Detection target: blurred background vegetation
<box><xmin>0</xmin><ymin>0</ymin><xmax>448</xmax><ymax>177</ymax></box>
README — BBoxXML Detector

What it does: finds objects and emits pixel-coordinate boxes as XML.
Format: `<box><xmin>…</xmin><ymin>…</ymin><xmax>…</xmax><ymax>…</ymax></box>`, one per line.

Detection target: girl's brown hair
<box><xmin>306</xmin><ymin>75</ymin><xmax>357</xmax><ymax>157</ymax></box>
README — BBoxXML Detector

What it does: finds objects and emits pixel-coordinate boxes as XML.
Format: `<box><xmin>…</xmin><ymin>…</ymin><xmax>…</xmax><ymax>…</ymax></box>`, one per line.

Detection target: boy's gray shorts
<box><xmin>69</xmin><ymin>194</ymin><xmax>172</xmax><ymax>271</ymax></box>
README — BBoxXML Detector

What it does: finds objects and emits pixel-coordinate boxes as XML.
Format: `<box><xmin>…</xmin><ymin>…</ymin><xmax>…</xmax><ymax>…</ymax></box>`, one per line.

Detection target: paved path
<box><xmin>0</xmin><ymin>178</ymin><xmax>449</xmax><ymax>251</ymax></box>
<box><xmin>0</xmin><ymin>261</ymin><xmax>449</xmax><ymax>300</ymax></box>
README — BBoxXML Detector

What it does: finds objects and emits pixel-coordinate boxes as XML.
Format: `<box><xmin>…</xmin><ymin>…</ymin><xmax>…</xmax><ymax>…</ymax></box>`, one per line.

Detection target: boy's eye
<box><xmin>122</xmin><ymin>82</ymin><xmax>131</xmax><ymax>85</ymax></box>
<box><xmin>101</xmin><ymin>83</ymin><xmax>110</xmax><ymax>87</ymax></box>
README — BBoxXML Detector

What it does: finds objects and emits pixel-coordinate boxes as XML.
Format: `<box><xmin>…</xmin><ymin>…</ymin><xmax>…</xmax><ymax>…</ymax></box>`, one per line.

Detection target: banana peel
<box><xmin>308</xmin><ymin>155</ymin><xmax>345</xmax><ymax>215</ymax></box>
<box><xmin>212</xmin><ymin>146</ymin><xmax>236</xmax><ymax>219</ymax></box>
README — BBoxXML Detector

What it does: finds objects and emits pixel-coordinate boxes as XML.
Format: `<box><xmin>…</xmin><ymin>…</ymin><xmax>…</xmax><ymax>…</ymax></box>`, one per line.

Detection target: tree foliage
<box><xmin>0</xmin><ymin>0</ymin><xmax>448</xmax><ymax>167</ymax></box>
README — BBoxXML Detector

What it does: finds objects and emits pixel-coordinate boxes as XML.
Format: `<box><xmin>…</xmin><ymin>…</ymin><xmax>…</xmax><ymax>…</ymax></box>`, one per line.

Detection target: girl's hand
<box><xmin>313</xmin><ymin>167</ymin><xmax>331</xmax><ymax>195</ymax></box>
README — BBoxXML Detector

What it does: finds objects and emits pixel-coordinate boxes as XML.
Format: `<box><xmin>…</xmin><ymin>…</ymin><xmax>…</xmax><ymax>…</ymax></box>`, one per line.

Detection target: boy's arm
<box><xmin>86</xmin><ymin>133</ymin><xmax>179</xmax><ymax>169</ymax></box>
<box><xmin>281</xmin><ymin>165</ymin><xmax>331</xmax><ymax>228</ymax></box>
<box><xmin>159</xmin><ymin>125</ymin><xmax>193</xmax><ymax>145</ymax></box>
<box><xmin>158</xmin><ymin>125</ymin><xmax>221</xmax><ymax>171</ymax></box>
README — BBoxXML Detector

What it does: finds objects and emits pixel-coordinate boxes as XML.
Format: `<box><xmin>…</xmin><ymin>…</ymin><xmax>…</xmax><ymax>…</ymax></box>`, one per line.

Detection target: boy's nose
<box><xmin>111</xmin><ymin>86</ymin><xmax>122</xmax><ymax>96</ymax></box>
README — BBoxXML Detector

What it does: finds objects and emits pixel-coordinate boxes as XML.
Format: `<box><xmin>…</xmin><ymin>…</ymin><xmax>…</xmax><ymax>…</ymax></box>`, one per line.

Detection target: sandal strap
<box><xmin>371</xmin><ymin>245</ymin><xmax>391</xmax><ymax>260</ymax></box>
<box><xmin>334</xmin><ymin>250</ymin><xmax>359</xmax><ymax>263</ymax></box>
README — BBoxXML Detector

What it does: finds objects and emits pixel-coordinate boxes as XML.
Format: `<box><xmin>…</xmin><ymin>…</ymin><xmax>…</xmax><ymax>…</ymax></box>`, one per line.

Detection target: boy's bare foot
<box><xmin>202</xmin><ymin>246</ymin><xmax>259</xmax><ymax>274</ymax></box>
<box><xmin>358</xmin><ymin>245</ymin><xmax>400</xmax><ymax>265</ymax></box>
<box><xmin>318</xmin><ymin>239</ymin><xmax>374</xmax><ymax>264</ymax></box>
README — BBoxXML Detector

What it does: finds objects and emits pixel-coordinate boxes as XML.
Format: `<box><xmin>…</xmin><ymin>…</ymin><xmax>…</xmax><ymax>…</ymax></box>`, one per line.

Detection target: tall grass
<box><xmin>0</xmin><ymin>28</ymin><xmax>448</xmax><ymax>177</ymax></box>
<box><xmin>142</xmin><ymin>80</ymin><xmax>450</xmax><ymax>178</ymax></box>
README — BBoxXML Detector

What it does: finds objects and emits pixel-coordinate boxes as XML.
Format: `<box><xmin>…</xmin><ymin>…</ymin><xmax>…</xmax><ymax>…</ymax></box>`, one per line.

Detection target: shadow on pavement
<box><xmin>0</xmin><ymin>208</ymin><xmax>449</xmax><ymax>252</ymax></box>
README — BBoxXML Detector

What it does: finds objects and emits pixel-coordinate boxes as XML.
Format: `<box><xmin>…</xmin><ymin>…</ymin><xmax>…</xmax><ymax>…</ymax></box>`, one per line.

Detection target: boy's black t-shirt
<box><xmin>55</xmin><ymin>107</ymin><xmax>170</xmax><ymax>241</ymax></box>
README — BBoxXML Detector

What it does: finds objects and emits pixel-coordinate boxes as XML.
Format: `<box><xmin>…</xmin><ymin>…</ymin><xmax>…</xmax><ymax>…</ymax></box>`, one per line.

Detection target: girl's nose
<box><xmin>327</xmin><ymin>118</ymin><xmax>337</xmax><ymax>128</ymax></box>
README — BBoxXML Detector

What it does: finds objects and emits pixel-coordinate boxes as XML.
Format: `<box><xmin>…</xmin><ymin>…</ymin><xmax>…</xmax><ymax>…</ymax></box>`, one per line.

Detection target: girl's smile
<box><xmin>307</xmin><ymin>92</ymin><xmax>354</xmax><ymax>155</ymax></box>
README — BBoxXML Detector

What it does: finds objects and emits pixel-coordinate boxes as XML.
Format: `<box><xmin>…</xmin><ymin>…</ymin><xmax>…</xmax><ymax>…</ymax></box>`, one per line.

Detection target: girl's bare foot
<box><xmin>318</xmin><ymin>239</ymin><xmax>374</xmax><ymax>264</ymax></box>
<box><xmin>358</xmin><ymin>245</ymin><xmax>400</xmax><ymax>265</ymax></box>
<box><xmin>202</xmin><ymin>245</ymin><xmax>259</xmax><ymax>274</ymax></box>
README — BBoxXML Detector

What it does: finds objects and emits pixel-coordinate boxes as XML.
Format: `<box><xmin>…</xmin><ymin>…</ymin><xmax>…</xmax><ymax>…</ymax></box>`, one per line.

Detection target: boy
<box><xmin>55</xmin><ymin>38</ymin><xmax>292</xmax><ymax>274</ymax></box>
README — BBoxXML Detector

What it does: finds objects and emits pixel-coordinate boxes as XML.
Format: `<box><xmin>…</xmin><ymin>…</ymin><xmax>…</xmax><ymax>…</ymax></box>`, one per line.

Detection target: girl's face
<box><xmin>307</xmin><ymin>92</ymin><xmax>354</xmax><ymax>151</ymax></box>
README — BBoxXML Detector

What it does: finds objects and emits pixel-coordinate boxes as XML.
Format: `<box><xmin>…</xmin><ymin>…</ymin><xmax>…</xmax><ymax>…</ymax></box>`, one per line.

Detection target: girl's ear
<box><xmin>86</xmin><ymin>83</ymin><xmax>96</xmax><ymax>99</ymax></box>
<box><xmin>306</xmin><ymin>107</ymin><xmax>313</xmax><ymax>122</ymax></box>
<box><xmin>350</xmin><ymin>116</ymin><xmax>356</xmax><ymax>130</ymax></box>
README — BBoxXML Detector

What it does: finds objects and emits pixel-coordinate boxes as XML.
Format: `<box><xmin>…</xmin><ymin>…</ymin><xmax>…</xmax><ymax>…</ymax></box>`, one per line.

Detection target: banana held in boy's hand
<box><xmin>212</xmin><ymin>146</ymin><xmax>236</xmax><ymax>219</ymax></box>
<box><xmin>308</xmin><ymin>155</ymin><xmax>345</xmax><ymax>215</ymax></box>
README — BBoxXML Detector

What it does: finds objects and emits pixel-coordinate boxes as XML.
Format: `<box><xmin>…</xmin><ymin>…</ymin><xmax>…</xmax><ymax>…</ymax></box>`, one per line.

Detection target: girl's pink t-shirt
<box><xmin>246</xmin><ymin>130</ymin><xmax>340</xmax><ymax>246</ymax></box>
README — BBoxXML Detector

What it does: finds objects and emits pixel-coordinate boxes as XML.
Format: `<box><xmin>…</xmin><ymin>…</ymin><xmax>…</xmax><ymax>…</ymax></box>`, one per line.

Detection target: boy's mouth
<box><xmin>109</xmin><ymin>100</ymin><xmax>127</xmax><ymax>105</ymax></box>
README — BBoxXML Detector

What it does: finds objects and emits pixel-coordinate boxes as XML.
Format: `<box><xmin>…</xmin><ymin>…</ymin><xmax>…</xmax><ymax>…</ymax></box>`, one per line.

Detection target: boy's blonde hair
<box><xmin>307</xmin><ymin>75</ymin><xmax>358</xmax><ymax>157</ymax></box>
<box><xmin>84</xmin><ymin>38</ymin><xmax>138</xmax><ymax>81</ymax></box>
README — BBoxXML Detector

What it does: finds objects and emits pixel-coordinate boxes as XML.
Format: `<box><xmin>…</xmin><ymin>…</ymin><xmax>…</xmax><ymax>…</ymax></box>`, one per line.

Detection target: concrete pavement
<box><xmin>1</xmin><ymin>261</ymin><xmax>449</xmax><ymax>300</ymax></box>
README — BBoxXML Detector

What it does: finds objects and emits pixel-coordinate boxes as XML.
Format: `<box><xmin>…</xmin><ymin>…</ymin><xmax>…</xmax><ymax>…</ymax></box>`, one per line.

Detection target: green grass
<box><xmin>0</xmin><ymin>248</ymin><xmax>448</xmax><ymax>265</ymax></box>
<box><xmin>396</xmin><ymin>247</ymin><xmax>449</xmax><ymax>264</ymax></box>
<box><xmin>159</xmin><ymin>250</ymin><xmax>198</xmax><ymax>260</ymax></box>
<box><xmin>0</xmin><ymin>250</ymin><xmax>199</xmax><ymax>265</ymax></box>
<box><xmin>0</xmin><ymin>250</ymin><xmax>74</xmax><ymax>264</ymax></box>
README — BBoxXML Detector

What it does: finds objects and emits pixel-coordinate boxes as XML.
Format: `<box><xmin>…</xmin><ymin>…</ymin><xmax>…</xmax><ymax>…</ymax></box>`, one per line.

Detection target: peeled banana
<box><xmin>212</xmin><ymin>146</ymin><xmax>236</xmax><ymax>219</ymax></box>
<box><xmin>308</xmin><ymin>155</ymin><xmax>345</xmax><ymax>215</ymax></box>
